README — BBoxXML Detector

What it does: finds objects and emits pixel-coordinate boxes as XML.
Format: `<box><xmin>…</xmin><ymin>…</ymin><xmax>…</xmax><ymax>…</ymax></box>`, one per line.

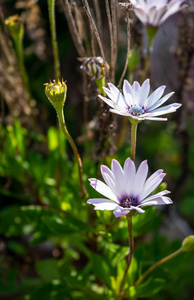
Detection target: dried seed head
<box><xmin>78</xmin><ymin>56</ymin><xmax>109</xmax><ymax>81</ymax></box>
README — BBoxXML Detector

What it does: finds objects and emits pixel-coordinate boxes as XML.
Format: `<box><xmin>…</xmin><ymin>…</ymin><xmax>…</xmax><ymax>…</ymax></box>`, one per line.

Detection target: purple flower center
<box><xmin>120</xmin><ymin>197</ymin><xmax>139</xmax><ymax>208</ymax></box>
<box><xmin>129</xmin><ymin>105</ymin><xmax>144</xmax><ymax>116</ymax></box>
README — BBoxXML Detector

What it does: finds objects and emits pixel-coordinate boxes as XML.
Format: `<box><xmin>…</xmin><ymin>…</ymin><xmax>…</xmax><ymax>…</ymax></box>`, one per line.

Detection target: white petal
<box><xmin>131</xmin><ymin>206</ymin><xmax>145</xmax><ymax>213</ymax></box>
<box><xmin>134</xmin><ymin>7</ymin><xmax>148</xmax><ymax>24</ymax></box>
<box><xmin>140</xmin><ymin>196</ymin><xmax>173</xmax><ymax>207</ymax></box>
<box><xmin>132</xmin><ymin>81</ymin><xmax>141</xmax><ymax>105</ymax></box>
<box><xmin>123</xmin><ymin>80</ymin><xmax>134</xmax><ymax>106</ymax></box>
<box><xmin>87</xmin><ymin>198</ymin><xmax>119</xmax><ymax>210</ymax></box>
<box><xmin>123</xmin><ymin>158</ymin><xmax>136</xmax><ymax>195</ymax></box>
<box><xmin>132</xmin><ymin>160</ymin><xmax>148</xmax><ymax>197</ymax></box>
<box><xmin>109</xmin><ymin>108</ymin><xmax>130</xmax><ymax>116</ymax></box>
<box><xmin>113</xmin><ymin>206</ymin><xmax>131</xmax><ymax>218</ymax></box>
<box><xmin>103</xmin><ymin>87</ymin><xmax>127</xmax><ymax>109</ymax></box>
<box><xmin>148</xmin><ymin>6</ymin><xmax>158</xmax><ymax>26</ymax></box>
<box><xmin>101</xmin><ymin>165</ymin><xmax>121</xmax><ymax>198</ymax></box>
<box><xmin>98</xmin><ymin>95</ymin><xmax>116</xmax><ymax>108</ymax></box>
<box><xmin>159</xmin><ymin>1</ymin><xmax>186</xmax><ymax>24</ymax></box>
<box><xmin>153</xmin><ymin>5</ymin><xmax>167</xmax><ymax>25</ymax></box>
<box><xmin>111</xmin><ymin>159</ymin><xmax>125</xmax><ymax>196</ymax></box>
<box><xmin>148</xmin><ymin>92</ymin><xmax>174</xmax><ymax>111</ymax></box>
<box><xmin>145</xmin><ymin>86</ymin><xmax>166</xmax><ymax>109</ymax></box>
<box><xmin>142</xmin><ymin>116</ymin><xmax>167</xmax><ymax>121</ymax></box>
<box><xmin>139</xmin><ymin>170</ymin><xmax>165</xmax><ymax>200</ymax></box>
<box><xmin>150</xmin><ymin>103</ymin><xmax>182</xmax><ymax>116</ymax></box>
<box><xmin>89</xmin><ymin>178</ymin><xmax>118</xmax><ymax>202</ymax></box>
<box><xmin>139</xmin><ymin>79</ymin><xmax>150</xmax><ymax>107</ymax></box>
<box><xmin>141</xmin><ymin>190</ymin><xmax>170</xmax><ymax>203</ymax></box>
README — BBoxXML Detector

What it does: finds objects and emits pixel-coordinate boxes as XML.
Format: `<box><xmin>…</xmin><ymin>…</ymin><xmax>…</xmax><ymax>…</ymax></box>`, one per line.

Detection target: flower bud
<box><xmin>5</xmin><ymin>15</ymin><xmax>24</xmax><ymax>40</ymax></box>
<box><xmin>181</xmin><ymin>236</ymin><xmax>194</xmax><ymax>252</ymax></box>
<box><xmin>44</xmin><ymin>79</ymin><xmax>67</xmax><ymax>111</ymax></box>
<box><xmin>78</xmin><ymin>56</ymin><xmax>109</xmax><ymax>81</ymax></box>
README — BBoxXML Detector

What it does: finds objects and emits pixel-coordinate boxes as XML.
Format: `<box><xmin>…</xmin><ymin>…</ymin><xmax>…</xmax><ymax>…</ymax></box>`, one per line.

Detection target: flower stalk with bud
<box><xmin>45</xmin><ymin>79</ymin><xmax>87</xmax><ymax>198</ymax></box>
<box><xmin>5</xmin><ymin>15</ymin><xmax>30</xmax><ymax>94</ymax></box>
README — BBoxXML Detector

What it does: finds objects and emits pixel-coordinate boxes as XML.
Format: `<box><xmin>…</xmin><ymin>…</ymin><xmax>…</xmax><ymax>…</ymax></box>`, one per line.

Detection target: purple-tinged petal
<box><xmin>132</xmin><ymin>160</ymin><xmax>148</xmax><ymax>197</ymax></box>
<box><xmin>123</xmin><ymin>158</ymin><xmax>136</xmax><ymax>195</ymax></box>
<box><xmin>131</xmin><ymin>206</ymin><xmax>145</xmax><ymax>213</ymax></box>
<box><xmin>148</xmin><ymin>6</ymin><xmax>158</xmax><ymax>26</ymax></box>
<box><xmin>111</xmin><ymin>159</ymin><xmax>125</xmax><ymax>195</ymax></box>
<box><xmin>153</xmin><ymin>5</ymin><xmax>167</xmax><ymax>25</ymax></box>
<box><xmin>87</xmin><ymin>198</ymin><xmax>119</xmax><ymax>210</ymax></box>
<box><xmin>113</xmin><ymin>207</ymin><xmax>131</xmax><ymax>218</ymax></box>
<box><xmin>134</xmin><ymin>7</ymin><xmax>148</xmax><ymax>24</ymax></box>
<box><xmin>140</xmin><ymin>196</ymin><xmax>173</xmax><ymax>207</ymax></box>
<box><xmin>139</xmin><ymin>170</ymin><xmax>165</xmax><ymax>200</ymax></box>
<box><xmin>89</xmin><ymin>178</ymin><xmax>118</xmax><ymax>202</ymax></box>
<box><xmin>159</xmin><ymin>1</ymin><xmax>187</xmax><ymax>25</ymax></box>
<box><xmin>141</xmin><ymin>190</ymin><xmax>170</xmax><ymax>203</ymax></box>
<box><xmin>101</xmin><ymin>165</ymin><xmax>121</xmax><ymax>199</ymax></box>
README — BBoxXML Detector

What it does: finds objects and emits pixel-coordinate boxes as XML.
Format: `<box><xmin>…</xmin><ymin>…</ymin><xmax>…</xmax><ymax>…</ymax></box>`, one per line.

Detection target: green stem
<box><xmin>56</xmin><ymin>107</ymin><xmax>87</xmax><ymax>199</ymax></box>
<box><xmin>134</xmin><ymin>248</ymin><xmax>183</xmax><ymax>286</ymax></box>
<box><xmin>131</xmin><ymin>122</ymin><xmax>138</xmax><ymax>161</ymax></box>
<box><xmin>13</xmin><ymin>31</ymin><xmax>30</xmax><ymax>95</ymax></box>
<box><xmin>48</xmin><ymin>0</ymin><xmax>61</xmax><ymax>80</ymax></box>
<box><xmin>119</xmin><ymin>214</ymin><xmax>134</xmax><ymax>293</ymax></box>
<box><xmin>96</xmin><ymin>76</ymin><xmax>105</xmax><ymax>96</ymax></box>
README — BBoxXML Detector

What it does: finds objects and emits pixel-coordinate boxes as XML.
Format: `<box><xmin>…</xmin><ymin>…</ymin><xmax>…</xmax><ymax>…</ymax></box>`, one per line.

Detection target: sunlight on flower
<box><xmin>87</xmin><ymin>158</ymin><xmax>172</xmax><ymax>218</ymax></box>
<box><xmin>98</xmin><ymin>79</ymin><xmax>181</xmax><ymax>122</ymax></box>
<box><xmin>129</xmin><ymin>0</ymin><xmax>187</xmax><ymax>27</ymax></box>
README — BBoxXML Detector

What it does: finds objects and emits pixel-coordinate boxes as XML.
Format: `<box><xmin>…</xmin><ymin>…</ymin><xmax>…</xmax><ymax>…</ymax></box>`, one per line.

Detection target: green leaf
<box><xmin>133</xmin><ymin>207</ymin><xmax>161</xmax><ymax>237</ymax></box>
<box><xmin>36</xmin><ymin>259</ymin><xmax>60</xmax><ymax>282</ymax></box>
<box><xmin>47</xmin><ymin>126</ymin><xmax>58</xmax><ymax>151</ymax></box>
<box><xmin>91</xmin><ymin>253</ymin><xmax>112</xmax><ymax>288</ymax></box>
<box><xmin>128</xmin><ymin>277</ymin><xmax>165</xmax><ymax>298</ymax></box>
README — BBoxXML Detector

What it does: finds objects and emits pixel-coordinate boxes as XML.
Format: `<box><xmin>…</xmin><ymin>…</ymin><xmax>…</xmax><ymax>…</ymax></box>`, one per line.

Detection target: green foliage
<box><xmin>1</xmin><ymin>1</ymin><xmax>193</xmax><ymax>299</ymax></box>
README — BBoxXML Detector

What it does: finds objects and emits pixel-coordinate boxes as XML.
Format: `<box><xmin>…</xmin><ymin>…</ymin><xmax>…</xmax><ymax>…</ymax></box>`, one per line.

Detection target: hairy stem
<box><xmin>48</xmin><ymin>0</ymin><xmax>61</xmax><ymax>80</ymax></box>
<box><xmin>119</xmin><ymin>214</ymin><xmax>134</xmax><ymax>292</ymax></box>
<box><xmin>56</xmin><ymin>107</ymin><xmax>87</xmax><ymax>199</ymax></box>
<box><xmin>118</xmin><ymin>14</ymin><xmax>130</xmax><ymax>89</ymax></box>
<box><xmin>82</xmin><ymin>0</ymin><xmax>108</xmax><ymax>80</ymax></box>
<box><xmin>135</xmin><ymin>248</ymin><xmax>183</xmax><ymax>286</ymax></box>
<box><xmin>60</xmin><ymin>0</ymin><xmax>86</xmax><ymax>57</ymax></box>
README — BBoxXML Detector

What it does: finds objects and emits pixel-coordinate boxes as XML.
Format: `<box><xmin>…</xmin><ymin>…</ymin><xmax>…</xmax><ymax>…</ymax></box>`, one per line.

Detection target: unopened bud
<box><xmin>44</xmin><ymin>79</ymin><xmax>67</xmax><ymax>111</ymax></box>
<box><xmin>5</xmin><ymin>15</ymin><xmax>24</xmax><ymax>39</ymax></box>
<box><xmin>181</xmin><ymin>236</ymin><xmax>194</xmax><ymax>252</ymax></box>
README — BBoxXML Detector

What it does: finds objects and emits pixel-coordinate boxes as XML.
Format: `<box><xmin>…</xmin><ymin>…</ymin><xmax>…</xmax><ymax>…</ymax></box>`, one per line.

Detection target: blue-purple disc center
<box><xmin>129</xmin><ymin>105</ymin><xmax>145</xmax><ymax>116</ymax></box>
<box><xmin>120</xmin><ymin>197</ymin><xmax>139</xmax><ymax>208</ymax></box>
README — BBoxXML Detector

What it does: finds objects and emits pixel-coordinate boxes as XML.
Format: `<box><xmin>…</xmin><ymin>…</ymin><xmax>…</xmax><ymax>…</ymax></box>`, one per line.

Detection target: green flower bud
<box><xmin>5</xmin><ymin>15</ymin><xmax>24</xmax><ymax>40</ymax></box>
<box><xmin>181</xmin><ymin>236</ymin><xmax>194</xmax><ymax>252</ymax></box>
<box><xmin>44</xmin><ymin>79</ymin><xmax>67</xmax><ymax>111</ymax></box>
